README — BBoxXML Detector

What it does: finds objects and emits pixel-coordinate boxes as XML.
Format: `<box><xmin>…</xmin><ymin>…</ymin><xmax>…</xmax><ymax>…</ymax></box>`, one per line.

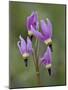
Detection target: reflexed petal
<box><xmin>31</xmin><ymin>25</ymin><xmax>44</xmax><ymax>41</ymax></box>
<box><xmin>27</xmin><ymin>37</ymin><xmax>33</xmax><ymax>54</ymax></box>
<box><xmin>33</xmin><ymin>11</ymin><xmax>39</xmax><ymax>30</ymax></box>
<box><xmin>43</xmin><ymin>47</ymin><xmax>52</xmax><ymax>64</ymax></box>
<box><xmin>19</xmin><ymin>35</ymin><xmax>27</xmax><ymax>53</ymax></box>
<box><xmin>26</xmin><ymin>11</ymin><xmax>39</xmax><ymax>30</ymax></box>
<box><xmin>26</xmin><ymin>12</ymin><xmax>35</xmax><ymax>30</ymax></box>
<box><xmin>40</xmin><ymin>19</ymin><xmax>52</xmax><ymax>40</ymax></box>
<box><xmin>40</xmin><ymin>47</ymin><xmax>52</xmax><ymax>65</ymax></box>
<box><xmin>40</xmin><ymin>20</ymin><xmax>47</xmax><ymax>35</ymax></box>
<box><xmin>17</xmin><ymin>41</ymin><xmax>23</xmax><ymax>55</ymax></box>
<box><xmin>47</xmin><ymin>18</ymin><xmax>52</xmax><ymax>38</ymax></box>
<box><xmin>30</xmin><ymin>11</ymin><xmax>39</xmax><ymax>30</ymax></box>
<box><xmin>40</xmin><ymin>57</ymin><xmax>45</xmax><ymax>65</ymax></box>
<box><xmin>34</xmin><ymin>11</ymin><xmax>38</xmax><ymax>21</ymax></box>
<box><xmin>26</xmin><ymin>14</ymin><xmax>34</xmax><ymax>30</ymax></box>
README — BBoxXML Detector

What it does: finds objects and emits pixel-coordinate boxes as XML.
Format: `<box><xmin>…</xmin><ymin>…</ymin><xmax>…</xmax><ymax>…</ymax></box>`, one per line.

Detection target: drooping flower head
<box><xmin>26</xmin><ymin>11</ymin><xmax>39</xmax><ymax>36</ymax></box>
<box><xmin>17</xmin><ymin>35</ymin><xmax>33</xmax><ymax>66</ymax></box>
<box><xmin>40</xmin><ymin>47</ymin><xmax>52</xmax><ymax>75</ymax></box>
<box><xmin>31</xmin><ymin>18</ymin><xmax>53</xmax><ymax>51</ymax></box>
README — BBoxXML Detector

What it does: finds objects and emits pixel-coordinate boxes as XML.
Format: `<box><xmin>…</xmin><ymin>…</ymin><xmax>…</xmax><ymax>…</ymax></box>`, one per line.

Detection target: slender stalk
<box><xmin>32</xmin><ymin>38</ymin><xmax>41</xmax><ymax>85</ymax></box>
<box><xmin>37</xmin><ymin>40</ymin><xmax>39</xmax><ymax>58</ymax></box>
<box><xmin>35</xmin><ymin>56</ymin><xmax>41</xmax><ymax>85</ymax></box>
<box><xmin>35</xmin><ymin>39</ymin><xmax>41</xmax><ymax>85</ymax></box>
<box><xmin>32</xmin><ymin>50</ymin><xmax>36</xmax><ymax>66</ymax></box>
<box><xmin>32</xmin><ymin>49</ymin><xmax>40</xmax><ymax>85</ymax></box>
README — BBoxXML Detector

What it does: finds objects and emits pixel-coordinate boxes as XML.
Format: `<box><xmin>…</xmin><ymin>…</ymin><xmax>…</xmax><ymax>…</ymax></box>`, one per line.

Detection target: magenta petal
<box><xmin>40</xmin><ymin>47</ymin><xmax>52</xmax><ymax>65</ymax></box>
<box><xmin>19</xmin><ymin>35</ymin><xmax>27</xmax><ymax>54</ymax></box>
<box><xmin>33</xmin><ymin>11</ymin><xmax>39</xmax><ymax>30</ymax></box>
<box><xmin>31</xmin><ymin>25</ymin><xmax>44</xmax><ymax>41</ymax></box>
<box><xmin>40</xmin><ymin>20</ymin><xmax>47</xmax><ymax>35</ymax></box>
<box><xmin>40</xmin><ymin>57</ymin><xmax>45</xmax><ymax>65</ymax></box>
<box><xmin>47</xmin><ymin>18</ymin><xmax>52</xmax><ymax>38</ymax></box>
<box><xmin>26</xmin><ymin>13</ymin><xmax>34</xmax><ymax>30</ymax></box>
<box><xmin>26</xmin><ymin>11</ymin><xmax>39</xmax><ymax>31</ymax></box>
<box><xmin>40</xmin><ymin>19</ymin><xmax>52</xmax><ymax>40</ymax></box>
<box><xmin>27</xmin><ymin>37</ymin><xmax>33</xmax><ymax>54</ymax></box>
<box><xmin>44</xmin><ymin>47</ymin><xmax>52</xmax><ymax>61</ymax></box>
<box><xmin>17</xmin><ymin>41</ymin><xmax>23</xmax><ymax>55</ymax></box>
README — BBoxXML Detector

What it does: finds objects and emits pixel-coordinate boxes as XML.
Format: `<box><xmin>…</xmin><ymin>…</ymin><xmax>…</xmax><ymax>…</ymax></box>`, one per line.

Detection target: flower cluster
<box><xmin>17</xmin><ymin>11</ymin><xmax>53</xmax><ymax>76</ymax></box>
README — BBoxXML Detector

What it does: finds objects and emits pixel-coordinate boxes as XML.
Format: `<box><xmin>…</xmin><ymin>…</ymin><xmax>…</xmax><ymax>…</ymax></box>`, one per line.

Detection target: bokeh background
<box><xmin>9</xmin><ymin>1</ymin><xmax>66</xmax><ymax>89</ymax></box>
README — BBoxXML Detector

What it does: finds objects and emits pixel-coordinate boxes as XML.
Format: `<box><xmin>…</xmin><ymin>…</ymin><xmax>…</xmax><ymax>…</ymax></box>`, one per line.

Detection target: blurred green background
<box><xmin>9</xmin><ymin>1</ymin><xmax>66</xmax><ymax>88</ymax></box>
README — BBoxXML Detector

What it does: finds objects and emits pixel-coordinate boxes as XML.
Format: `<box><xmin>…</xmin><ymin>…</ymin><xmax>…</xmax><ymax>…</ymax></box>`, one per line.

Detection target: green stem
<box><xmin>32</xmin><ymin>50</ymin><xmax>36</xmax><ymax>66</ymax></box>
<box><xmin>37</xmin><ymin>40</ymin><xmax>39</xmax><ymax>58</ymax></box>
<box><xmin>32</xmin><ymin>38</ymin><xmax>41</xmax><ymax>85</ymax></box>
<box><xmin>35</xmin><ymin>56</ymin><xmax>40</xmax><ymax>85</ymax></box>
<box><xmin>32</xmin><ymin>49</ymin><xmax>40</xmax><ymax>85</ymax></box>
<box><xmin>34</xmin><ymin>39</ymin><xmax>41</xmax><ymax>85</ymax></box>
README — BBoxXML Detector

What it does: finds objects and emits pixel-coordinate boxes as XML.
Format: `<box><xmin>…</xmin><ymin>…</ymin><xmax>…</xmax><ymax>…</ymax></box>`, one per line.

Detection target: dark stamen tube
<box><xmin>49</xmin><ymin>44</ymin><xmax>53</xmax><ymax>52</ymax></box>
<box><xmin>48</xmin><ymin>68</ymin><xmax>51</xmax><ymax>76</ymax></box>
<box><xmin>24</xmin><ymin>58</ymin><xmax>28</xmax><ymax>67</ymax></box>
<box><xmin>29</xmin><ymin>35</ymin><xmax>33</xmax><ymax>41</ymax></box>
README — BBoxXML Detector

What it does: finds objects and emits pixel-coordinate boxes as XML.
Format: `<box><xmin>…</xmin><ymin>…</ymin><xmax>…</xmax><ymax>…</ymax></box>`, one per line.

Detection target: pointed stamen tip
<box><xmin>49</xmin><ymin>44</ymin><xmax>53</xmax><ymax>52</ymax></box>
<box><xmin>48</xmin><ymin>68</ymin><xmax>51</xmax><ymax>76</ymax></box>
<box><xmin>24</xmin><ymin>58</ymin><xmax>28</xmax><ymax>67</ymax></box>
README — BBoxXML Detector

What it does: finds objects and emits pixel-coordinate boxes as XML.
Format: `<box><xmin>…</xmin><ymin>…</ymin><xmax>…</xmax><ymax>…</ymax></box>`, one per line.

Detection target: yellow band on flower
<box><xmin>28</xmin><ymin>31</ymin><xmax>33</xmax><ymax>36</ymax></box>
<box><xmin>44</xmin><ymin>38</ymin><xmax>52</xmax><ymax>45</ymax></box>
<box><xmin>46</xmin><ymin>64</ymin><xmax>51</xmax><ymax>68</ymax></box>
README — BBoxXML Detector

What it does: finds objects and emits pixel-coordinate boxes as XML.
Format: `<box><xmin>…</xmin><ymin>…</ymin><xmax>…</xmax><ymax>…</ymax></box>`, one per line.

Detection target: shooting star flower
<box><xmin>40</xmin><ymin>46</ymin><xmax>52</xmax><ymax>76</ymax></box>
<box><xmin>17</xmin><ymin>35</ymin><xmax>33</xmax><ymax>67</ymax></box>
<box><xmin>31</xmin><ymin>18</ymin><xmax>53</xmax><ymax>51</ymax></box>
<box><xmin>26</xmin><ymin>11</ymin><xmax>39</xmax><ymax>40</ymax></box>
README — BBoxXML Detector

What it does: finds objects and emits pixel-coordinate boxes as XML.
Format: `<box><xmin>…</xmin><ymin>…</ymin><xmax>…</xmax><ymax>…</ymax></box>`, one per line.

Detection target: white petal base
<box><xmin>44</xmin><ymin>38</ymin><xmax>52</xmax><ymax>45</ymax></box>
<box><xmin>22</xmin><ymin>53</ymin><xmax>29</xmax><ymax>58</ymax></box>
<box><xmin>46</xmin><ymin>64</ymin><xmax>51</xmax><ymax>68</ymax></box>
